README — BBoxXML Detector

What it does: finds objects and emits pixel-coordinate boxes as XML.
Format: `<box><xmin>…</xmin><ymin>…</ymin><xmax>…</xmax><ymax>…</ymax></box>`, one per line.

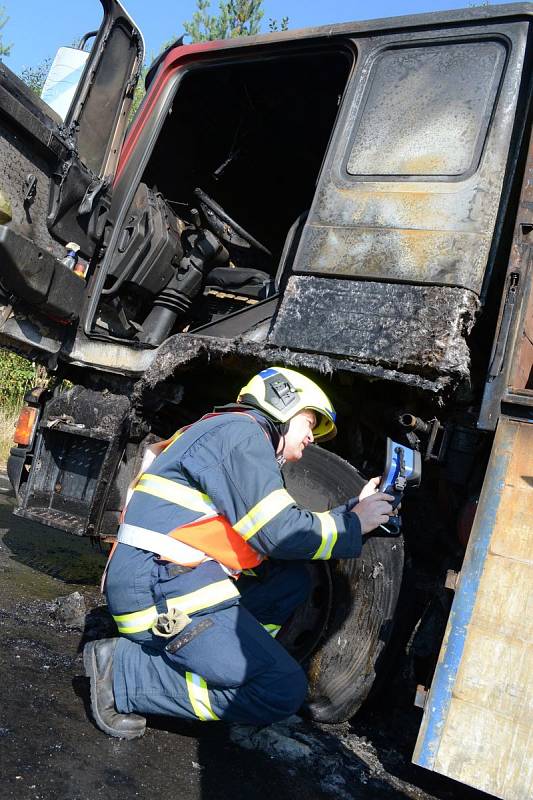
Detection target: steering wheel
<box><xmin>193</xmin><ymin>187</ymin><xmax>272</xmax><ymax>257</ymax></box>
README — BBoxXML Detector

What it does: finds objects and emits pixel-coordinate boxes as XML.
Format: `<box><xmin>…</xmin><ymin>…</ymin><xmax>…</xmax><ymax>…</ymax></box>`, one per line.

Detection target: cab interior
<box><xmin>95</xmin><ymin>46</ymin><xmax>354</xmax><ymax>343</ymax></box>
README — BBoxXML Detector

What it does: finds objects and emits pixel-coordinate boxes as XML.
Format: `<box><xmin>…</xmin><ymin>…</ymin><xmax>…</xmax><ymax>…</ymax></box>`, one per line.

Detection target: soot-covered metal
<box><xmin>270</xmin><ymin>276</ymin><xmax>479</xmax><ymax>381</ymax></box>
<box><xmin>13</xmin><ymin>386</ymin><xmax>132</xmax><ymax>536</ymax></box>
<box><xmin>134</xmin><ymin>332</ymin><xmax>458</xmax><ymax>404</ymax></box>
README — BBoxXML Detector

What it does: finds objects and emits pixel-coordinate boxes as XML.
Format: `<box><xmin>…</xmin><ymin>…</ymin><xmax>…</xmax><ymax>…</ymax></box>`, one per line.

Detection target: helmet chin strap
<box><xmin>275</xmin><ymin>420</ymin><xmax>291</xmax><ymax>470</ymax></box>
<box><xmin>276</xmin><ymin>434</ymin><xmax>287</xmax><ymax>469</ymax></box>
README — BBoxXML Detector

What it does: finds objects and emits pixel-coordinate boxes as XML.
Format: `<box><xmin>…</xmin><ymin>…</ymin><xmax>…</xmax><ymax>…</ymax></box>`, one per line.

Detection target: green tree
<box><xmin>184</xmin><ymin>0</ymin><xmax>264</xmax><ymax>42</ymax></box>
<box><xmin>0</xmin><ymin>5</ymin><xmax>12</xmax><ymax>58</ymax></box>
<box><xmin>0</xmin><ymin>350</ymin><xmax>36</xmax><ymax>408</ymax></box>
<box><xmin>268</xmin><ymin>16</ymin><xmax>289</xmax><ymax>31</ymax></box>
<box><xmin>20</xmin><ymin>56</ymin><xmax>52</xmax><ymax>95</ymax></box>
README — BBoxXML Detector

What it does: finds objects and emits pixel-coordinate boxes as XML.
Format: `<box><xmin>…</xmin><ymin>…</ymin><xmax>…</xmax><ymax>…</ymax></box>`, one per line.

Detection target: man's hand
<box><xmin>358</xmin><ymin>476</ymin><xmax>381</xmax><ymax>501</ymax></box>
<box><xmin>351</xmin><ymin>490</ymin><xmax>394</xmax><ymax>534</ymax></box>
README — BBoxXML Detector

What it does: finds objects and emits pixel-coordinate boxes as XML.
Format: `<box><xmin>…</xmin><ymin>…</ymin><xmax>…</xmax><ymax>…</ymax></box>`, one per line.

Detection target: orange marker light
<box><xmin>13</xmin><ymin>406</ymin><xmax>38</xmax><ymax>446</ymax></box>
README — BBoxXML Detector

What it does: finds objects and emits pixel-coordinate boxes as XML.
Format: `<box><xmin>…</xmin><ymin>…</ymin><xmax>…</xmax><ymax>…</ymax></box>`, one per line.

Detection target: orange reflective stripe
<box><xmin>169</xmin><ymin>515</ymin><xmax>264</xmax><ymax>572</ymax></box>
<box><xmin>100</xmin><ymin>540</ymin><xmax>118</xmax><ymax>593</ymax></box>
<box><xmin>162</xmin><ymin>427</ymin><xmax>189</xmax><ymax>453</ymax></box>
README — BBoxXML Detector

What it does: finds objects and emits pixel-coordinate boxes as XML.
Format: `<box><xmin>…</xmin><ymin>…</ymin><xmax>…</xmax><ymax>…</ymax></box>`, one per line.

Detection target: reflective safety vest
<box><xmin>117</xmin><ymin>411</ymin><xmax>277</xmax><ymax>572</ymax></box>
<box><xmin>117</xmin><ymin>514</ymin><xmax>264</xmax><ymax>572</ymax></box>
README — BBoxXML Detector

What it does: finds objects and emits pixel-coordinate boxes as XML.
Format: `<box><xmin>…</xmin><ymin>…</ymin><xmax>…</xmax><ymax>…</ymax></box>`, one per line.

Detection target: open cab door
<box><xmin>0</xmin><ymin>0</ymin><xmax>143</xmax><ymax>365</ymax></box>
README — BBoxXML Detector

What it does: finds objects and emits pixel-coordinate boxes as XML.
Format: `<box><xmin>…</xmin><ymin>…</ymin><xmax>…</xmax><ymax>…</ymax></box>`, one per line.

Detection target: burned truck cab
<box><xmin>1</xmin><ymin>3</ymin><xmax>530</xmax><ymax>382</ymax></box>
<box><xmin>0</xmin><ymin>2</ymin><xmax>532</xmax><ymax>796</ymax></box>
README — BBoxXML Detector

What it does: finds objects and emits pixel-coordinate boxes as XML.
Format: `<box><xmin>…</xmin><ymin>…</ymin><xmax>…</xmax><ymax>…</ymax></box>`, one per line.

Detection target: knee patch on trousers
<box><xmin>164</xmin><ymin>609</ymin><xmax>277</xmax><ymax>688</ymax></box>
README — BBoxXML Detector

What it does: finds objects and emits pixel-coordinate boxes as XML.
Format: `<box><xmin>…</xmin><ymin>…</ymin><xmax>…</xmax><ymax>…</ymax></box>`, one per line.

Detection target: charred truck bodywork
<box><xmin>0</xmin><ymin>2</ymin><xmax>532</xmax><ymax>796</ymax></box>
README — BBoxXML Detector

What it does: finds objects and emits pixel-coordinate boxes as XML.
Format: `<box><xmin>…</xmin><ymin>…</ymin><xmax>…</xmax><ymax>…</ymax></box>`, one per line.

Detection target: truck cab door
<box><xmin>63</xmin><ymin>1</ymin><xmax>144</xmax><ymax>180</ymax></box>
<box><xmin>0</xmin><ymin>0</ymin><xmax>143</xmax><ymax>364</ymax></box>
<box><xmin>271</xmin><ymin>7</ymin><xmax>532</xmax><ymax>388</ymax></box>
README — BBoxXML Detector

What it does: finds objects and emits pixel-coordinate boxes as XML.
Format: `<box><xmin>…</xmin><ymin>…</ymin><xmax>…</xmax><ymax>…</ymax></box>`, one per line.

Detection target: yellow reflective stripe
<box><xmin>135</xmin><ymin>473</ymin><xmax>217</xmax><ymax>515</ymax></box>
<box><xmin>234</xmin><ymin>488</ymin><xmax>294</xmax><ymax>541</ymax></box>
<box><xmin>166</xmin><ymin>579</ymin><xmax>239</xmax><ymax>615</ymax></box>
<box><xmin>112</xmin><ymin>579</ymin><xmax>239</xmax><ymax>634</ymax></box>
<box><xmin>114</xmin><ymin>606</ymin><xmax>158</xmax><ymax>634</ymax></box>
<box><xmin>186</xmin><ymin>672</ymin><xmax>219</xmax><ymax>721</ymax></box>
<box><xmin>163</xmin><ymin>428</ymin><xmax>187</xmax><ymax>452</ymax></box>
<box><xmin>312</xmin><ymin>512</ymin><xmax>338</xmax><ymax>560</ymax></box>
<box><xmin>263</xmin><ymin>623</ymin><xmax>281</xmax><ymax>638</ymax></box>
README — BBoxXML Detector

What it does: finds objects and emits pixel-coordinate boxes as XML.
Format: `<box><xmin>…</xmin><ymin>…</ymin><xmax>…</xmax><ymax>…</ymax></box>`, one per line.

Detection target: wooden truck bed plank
<box><xmin>413</xmin><ymin>417</ymin><xmax>533</xmax><ymax>799</ymax></box>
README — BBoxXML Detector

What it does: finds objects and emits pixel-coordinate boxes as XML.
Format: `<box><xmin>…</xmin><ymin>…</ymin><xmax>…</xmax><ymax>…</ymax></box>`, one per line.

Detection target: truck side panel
<box><xmin>413</xmin><ymin>418</ymin><xmax>533</xmax><ymax>800</ymax></box>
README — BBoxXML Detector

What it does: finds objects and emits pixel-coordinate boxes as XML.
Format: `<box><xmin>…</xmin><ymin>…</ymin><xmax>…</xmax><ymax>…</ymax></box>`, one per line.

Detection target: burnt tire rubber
<box><xmin>282</xmin><ymin>445</ymin><xmax>405</xmax><ymax>724</ymax></box>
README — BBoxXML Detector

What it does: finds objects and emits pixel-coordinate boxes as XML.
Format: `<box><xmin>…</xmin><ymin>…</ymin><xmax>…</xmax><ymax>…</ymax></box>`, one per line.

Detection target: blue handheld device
<box><xmin>379</xmin><ymin>438</ymin><xmax>422</xmax><ymax>534</ymax></box>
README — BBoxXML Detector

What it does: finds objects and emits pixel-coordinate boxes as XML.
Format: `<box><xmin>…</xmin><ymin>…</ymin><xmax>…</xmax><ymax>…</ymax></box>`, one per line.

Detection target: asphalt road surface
<box><xmin>0</xmin><ymin>480</ymin><xmax>493</xmax><ymax>800</ymax></box>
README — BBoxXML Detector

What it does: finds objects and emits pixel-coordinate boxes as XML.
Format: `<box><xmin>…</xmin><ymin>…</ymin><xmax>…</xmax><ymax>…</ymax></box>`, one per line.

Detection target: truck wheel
<box><xmin>281</xmin><ymin>445</ymin><xmax>405</xmax><ymax>723</ymax></box>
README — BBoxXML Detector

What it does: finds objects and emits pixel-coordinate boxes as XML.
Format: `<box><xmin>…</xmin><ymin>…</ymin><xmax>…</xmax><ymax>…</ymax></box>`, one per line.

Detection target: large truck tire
<box><xmin>281</xmin><ymin>445</ymin><xmax>405</xmax><ymax>723</ymax></box>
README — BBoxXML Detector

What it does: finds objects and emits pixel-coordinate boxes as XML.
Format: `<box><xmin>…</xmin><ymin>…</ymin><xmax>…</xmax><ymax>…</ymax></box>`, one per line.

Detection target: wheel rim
<box><xmin>282</xmin><ymin>444</ymin><xmax>405</xmax><ymax>723</ymax></box>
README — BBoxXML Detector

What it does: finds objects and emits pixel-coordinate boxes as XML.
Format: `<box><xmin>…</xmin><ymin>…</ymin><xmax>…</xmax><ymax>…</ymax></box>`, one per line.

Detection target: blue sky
<box><xmin>1</xmin><ymin>0</ymin><xmax>500</xmax><ymax>75</ymax></box>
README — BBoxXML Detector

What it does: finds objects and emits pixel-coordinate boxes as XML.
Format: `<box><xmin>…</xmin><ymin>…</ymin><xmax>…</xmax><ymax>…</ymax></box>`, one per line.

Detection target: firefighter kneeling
<box><xmin>83</xmin><ymin>367</ymin><xmax>394</xmax><ymax>738</ymax></box>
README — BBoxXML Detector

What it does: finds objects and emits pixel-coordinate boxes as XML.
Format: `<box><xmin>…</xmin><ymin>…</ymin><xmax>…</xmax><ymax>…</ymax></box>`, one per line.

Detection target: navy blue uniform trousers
<box><xmin>110</xmin><ymin>559</ymin><xmax>310</xmax><ymax>724</ymax></box>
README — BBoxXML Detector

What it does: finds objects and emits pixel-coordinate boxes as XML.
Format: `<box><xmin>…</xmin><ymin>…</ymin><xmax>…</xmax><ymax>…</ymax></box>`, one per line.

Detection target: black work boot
<box><xmin>83</xmin><ymin>638</ymin><xmax>146</xmax><ymax>740</ymax></box>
